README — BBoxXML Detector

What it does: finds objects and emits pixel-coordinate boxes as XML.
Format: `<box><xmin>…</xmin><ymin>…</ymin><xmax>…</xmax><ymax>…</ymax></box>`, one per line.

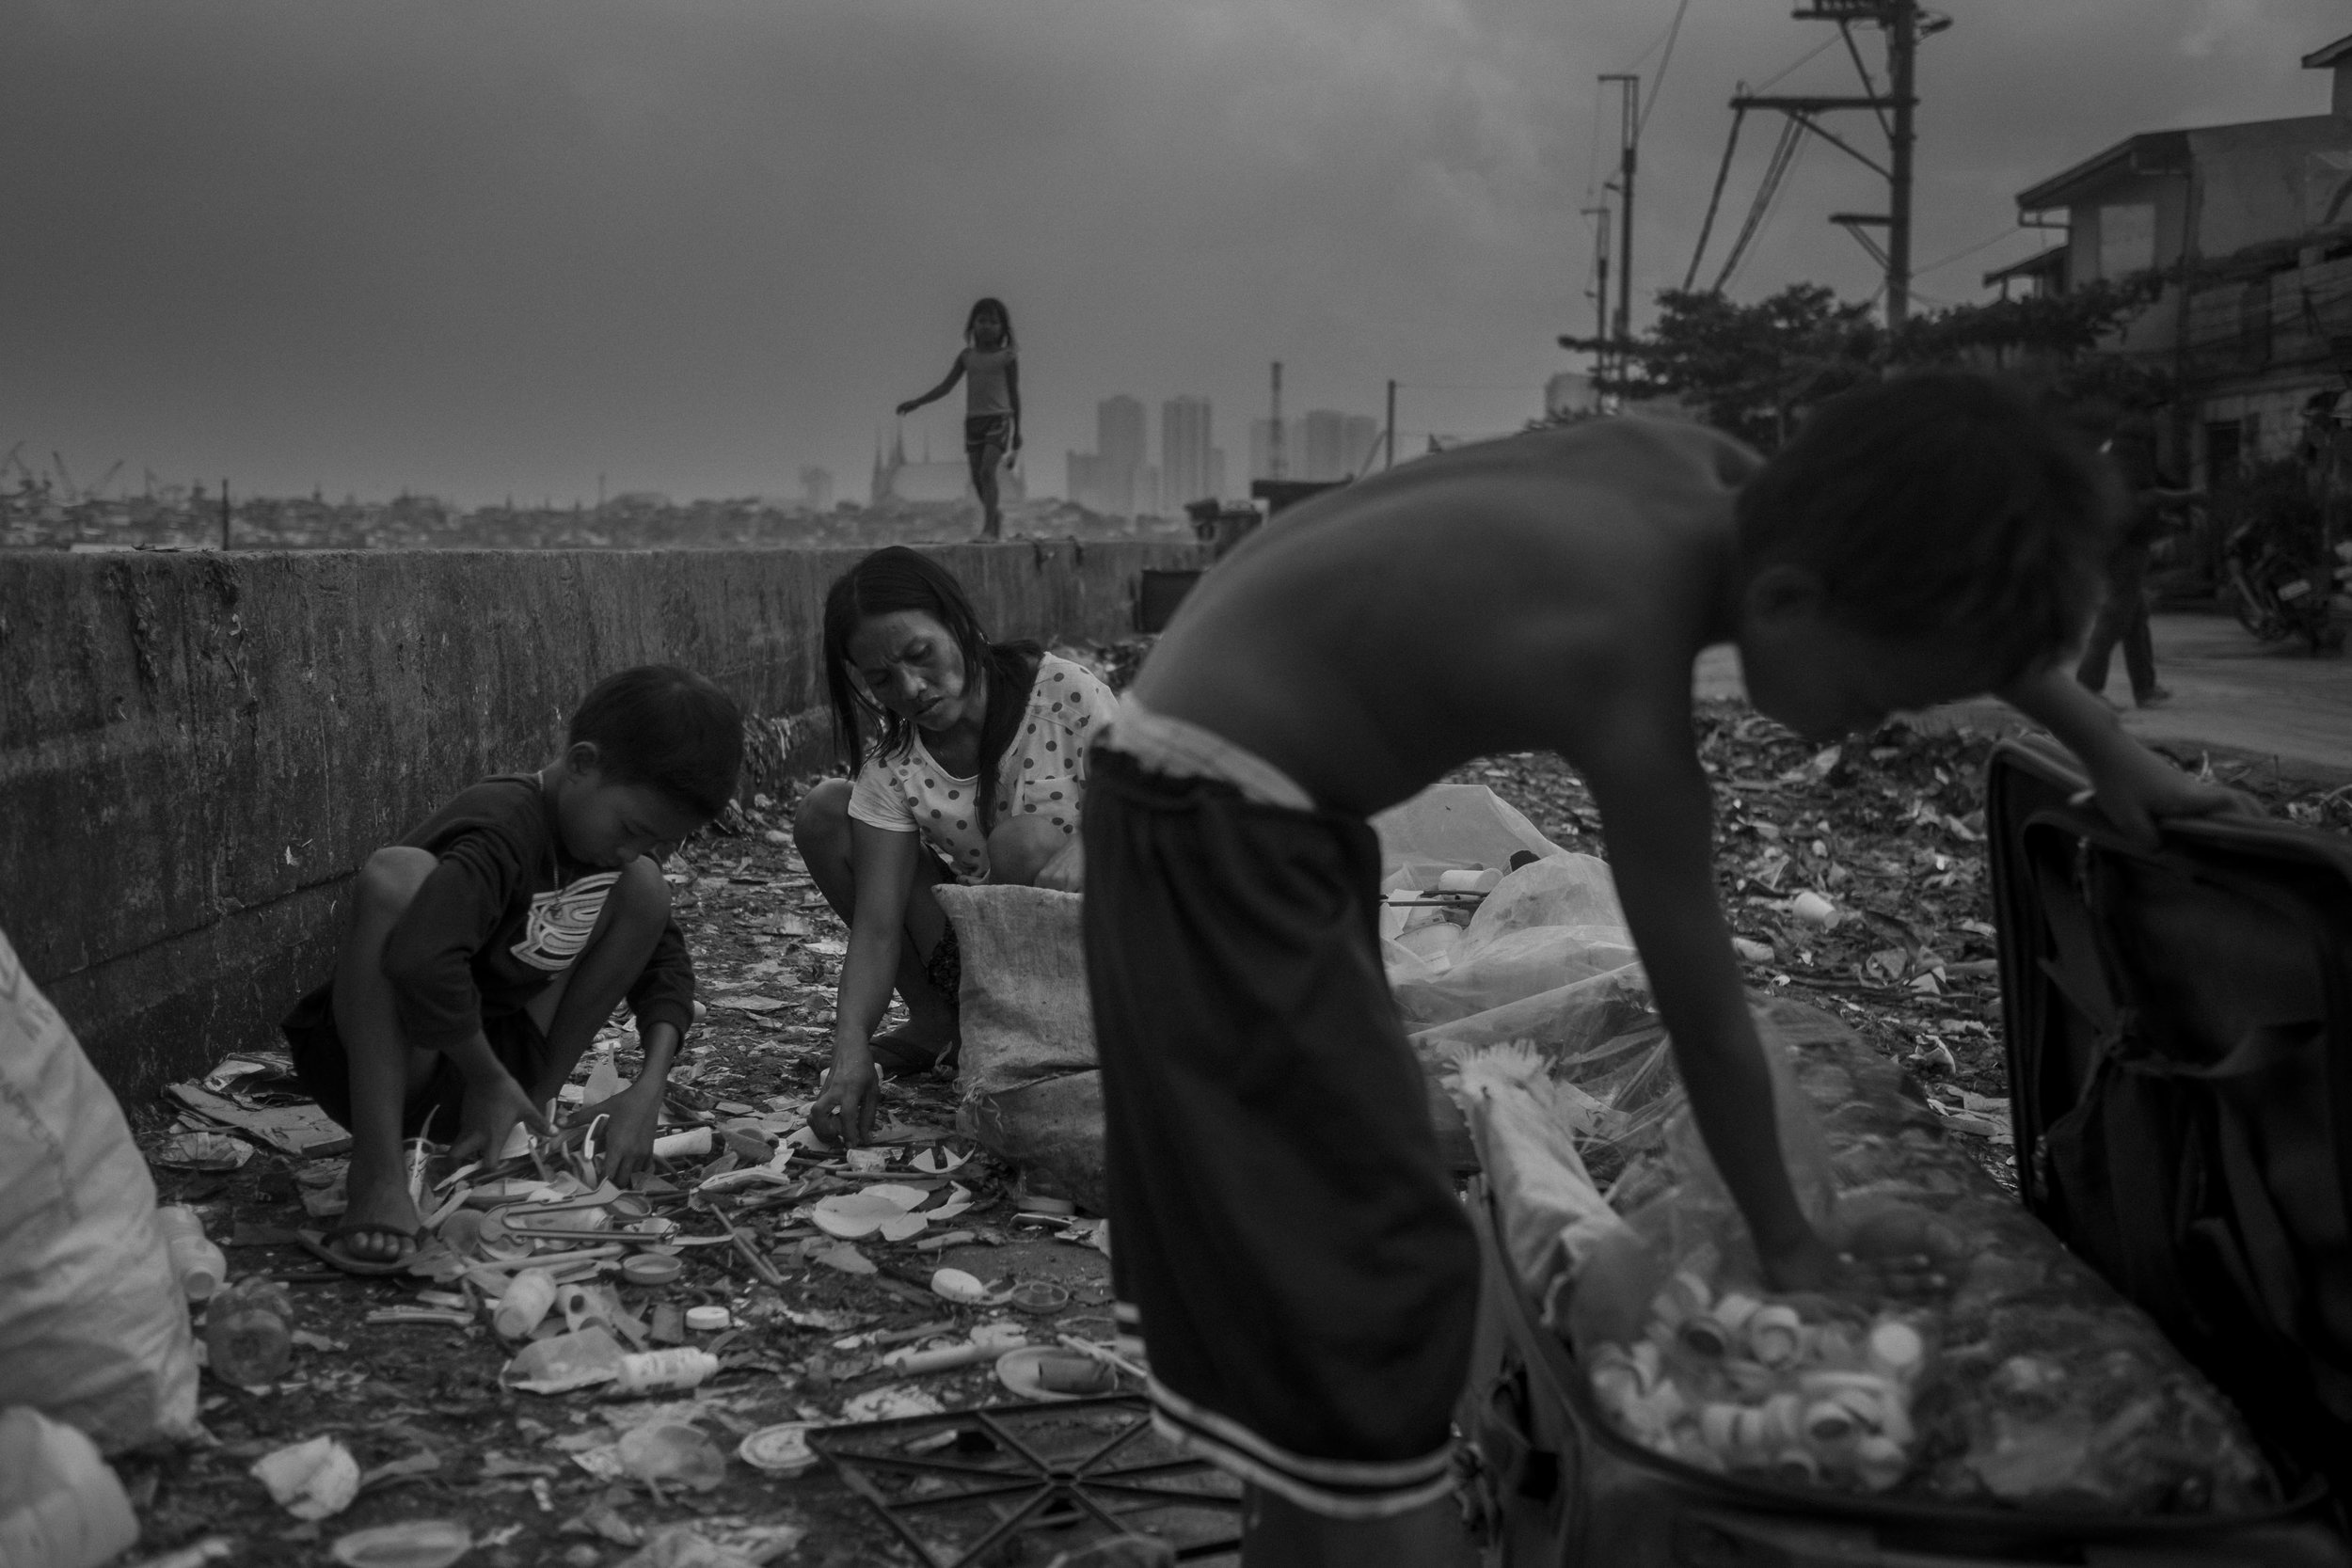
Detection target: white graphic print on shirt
<box><xmin>512</xmin><ymin>871</ymin><xmax>620</xmax><ymax>972</ymax></box>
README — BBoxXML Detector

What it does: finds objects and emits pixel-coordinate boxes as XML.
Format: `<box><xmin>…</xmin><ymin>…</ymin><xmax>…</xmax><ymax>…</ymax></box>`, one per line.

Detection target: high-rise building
<box><xmin>1095</xmin><ymin>396</ymin><xmax>1146</xmax><ymax>516</ymax></box>
<box><xmin>1161</xmin><ymin>396</ymin><xmax>1215</xmax><ymax>510</ymax></box>
<box><xmin>1067</xmin><ymin>451</ymin><xmax>1102</xmax><ymax>513</ymax></box>
<box><xmin>1301</xmin><ymin>410</ymin><xmax>1380</xmax><ymax>482</ymax></box>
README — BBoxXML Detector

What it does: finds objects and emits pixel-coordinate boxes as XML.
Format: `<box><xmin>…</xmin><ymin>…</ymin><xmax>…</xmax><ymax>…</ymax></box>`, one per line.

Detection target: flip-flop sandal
<box><xmin>299</xmin><ymin>1223</ymin><xmax>423</xmax><ymax>1276</ymax></box>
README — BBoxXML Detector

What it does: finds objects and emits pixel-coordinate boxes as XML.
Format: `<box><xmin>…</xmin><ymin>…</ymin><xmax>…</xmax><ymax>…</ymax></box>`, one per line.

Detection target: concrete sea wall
<box><xmin>0</xmin><ymin>541</ymin><xmax>1204</xmax><ymax>1100</ymax></box>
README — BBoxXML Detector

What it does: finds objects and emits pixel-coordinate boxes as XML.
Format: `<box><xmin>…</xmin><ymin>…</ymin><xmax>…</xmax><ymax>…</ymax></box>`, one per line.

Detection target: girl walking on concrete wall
<box><xmin>897</xmin><ymin>298</ymin><xmax>1022</xmax><ymax>539</ymax></box>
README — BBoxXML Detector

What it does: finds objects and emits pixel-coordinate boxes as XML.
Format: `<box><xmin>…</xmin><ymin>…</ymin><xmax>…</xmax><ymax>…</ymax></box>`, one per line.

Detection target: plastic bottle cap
<box><xmin>623</xmin><ymin>1254</ymin><xmax>683</xmax><ymax>1287</ymax></box>
<box><xmin>685</xmin><ymin>1306</ymin><xmax>731</xmax><ymax>1332</ymax></box>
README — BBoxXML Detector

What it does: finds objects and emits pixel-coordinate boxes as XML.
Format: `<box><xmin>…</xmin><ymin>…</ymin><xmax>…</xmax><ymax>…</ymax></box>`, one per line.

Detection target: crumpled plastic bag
<box><xmin>616</xmin><ymin>1423</ymin><xmax>725</xmax><ymax>1492</ymax></box>
<box><xmin>501</xmin><ymin>1326</ymin><xmax>628</xmax><ymax>1394</ymax></box>
<box><xmin>0</xmin><ymin>926</ymin><xmax>200</xmax><ymax>1453</ymax></box>
<box><xmin>250</xmin><ymin>1435</ymin><xmax>361</xmax><ymax>1521</ymax></box>
<box><xmin>1371</xmin><ymin>783</ymin><xmax>1564</xmax><ymax>875</ymax></box>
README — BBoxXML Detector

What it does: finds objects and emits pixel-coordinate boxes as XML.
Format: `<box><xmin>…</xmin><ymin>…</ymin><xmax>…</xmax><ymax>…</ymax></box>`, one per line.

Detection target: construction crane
<box><xmin>1686</xmin><ymin>0</ymin><xmax>1950</xmax><ymax>329</ymax></box>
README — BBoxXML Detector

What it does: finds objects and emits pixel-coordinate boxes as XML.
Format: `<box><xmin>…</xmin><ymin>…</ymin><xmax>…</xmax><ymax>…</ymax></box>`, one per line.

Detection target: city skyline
<box><xmin>2</xmin><ymin>2</ymin><xmax>2340</xmax><ymax>505</ymax></box>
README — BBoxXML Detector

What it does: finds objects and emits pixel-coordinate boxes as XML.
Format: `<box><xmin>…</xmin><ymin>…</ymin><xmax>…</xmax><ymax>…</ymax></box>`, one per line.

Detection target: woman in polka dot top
<box><xmin>796</xmin><ymin>547</ymin><xmax>1118</xmax><ymax>1144</ymax></box>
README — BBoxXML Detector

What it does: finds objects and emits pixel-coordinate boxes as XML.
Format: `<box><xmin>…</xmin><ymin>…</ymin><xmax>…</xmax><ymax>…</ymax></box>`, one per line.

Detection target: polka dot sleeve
<box><xmin>846</xmin><ymin>755</ymin><xmax>919</xmax><ymax>833</ymax></box>
<box><xmin>998</xmin><ymin>656</ymin><xmax>1120</xmax><ymax>837</ymax></box>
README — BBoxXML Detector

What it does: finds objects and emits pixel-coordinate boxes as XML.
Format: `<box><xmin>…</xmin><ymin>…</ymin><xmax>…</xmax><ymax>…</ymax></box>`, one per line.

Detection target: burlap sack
<box><xmin>931</xmin><ymin>885</ymin><xmax>1106</xmax><ymax>1212</ymax></box>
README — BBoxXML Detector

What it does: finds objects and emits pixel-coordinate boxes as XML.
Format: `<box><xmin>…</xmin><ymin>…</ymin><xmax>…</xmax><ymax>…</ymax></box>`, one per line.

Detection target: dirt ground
<box><xmin>119</xmin><ymin>689</ymin><xmax>2352</xmax><ymax>1567</ymax></box>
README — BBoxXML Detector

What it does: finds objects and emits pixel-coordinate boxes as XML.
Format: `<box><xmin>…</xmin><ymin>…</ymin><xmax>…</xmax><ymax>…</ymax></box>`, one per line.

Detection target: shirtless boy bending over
<box><xmin>1080</xmin><ymin>374</ymin><xmax>2249</xmax><ymax>1565</ymax></box>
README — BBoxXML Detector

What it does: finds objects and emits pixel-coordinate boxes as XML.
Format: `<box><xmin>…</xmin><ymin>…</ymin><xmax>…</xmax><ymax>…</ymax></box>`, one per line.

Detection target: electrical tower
<box><xmin>1701</xmin><ymin>0</ymin><xmax>1947</xmax><ymax>329</ymax></box>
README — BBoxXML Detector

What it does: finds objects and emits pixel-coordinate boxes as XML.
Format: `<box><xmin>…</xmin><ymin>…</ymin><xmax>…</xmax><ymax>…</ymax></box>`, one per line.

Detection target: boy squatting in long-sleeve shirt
<box><xmin>281</xmin><ymin>665</ymin><xmax>743</xmax><ymax>1267</ymax></box>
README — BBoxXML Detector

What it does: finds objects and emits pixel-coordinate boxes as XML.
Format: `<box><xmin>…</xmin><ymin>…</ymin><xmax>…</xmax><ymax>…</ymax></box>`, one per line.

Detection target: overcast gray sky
<box><xmin>0</xmin><ymin>0</ymin><xmax>2342</xmax><ymax>505</ymax></box>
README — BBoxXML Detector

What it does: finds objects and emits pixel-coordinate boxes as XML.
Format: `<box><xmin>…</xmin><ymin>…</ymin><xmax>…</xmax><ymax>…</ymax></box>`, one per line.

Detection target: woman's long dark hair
<box><xmin>822</xmin><ymin>546</ymin><xmax>1041</xmax><ymax>828</ymax></box>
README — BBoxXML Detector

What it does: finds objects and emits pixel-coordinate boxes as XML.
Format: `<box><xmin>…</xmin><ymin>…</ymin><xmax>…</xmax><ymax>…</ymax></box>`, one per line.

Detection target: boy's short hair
<box><xmin>569</xmin><ymin>665</ymin><xmax>743</xmax><ymax>819</ymax></box>
<box><xmin>1736</xmin><ymin>372</ymin><xmax>2122</xmax><ymax>684</ymax></box>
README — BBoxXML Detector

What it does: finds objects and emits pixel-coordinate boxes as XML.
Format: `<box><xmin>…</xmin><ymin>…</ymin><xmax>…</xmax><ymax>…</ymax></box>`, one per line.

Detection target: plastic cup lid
<box><xmin>737</xmin><ymin>1423</ymin><xmax>818</xmax><ymax>1475</ymax></box>
<box><xmin>622</xmin><ymin>1254</ymin><xmax>683</xmax><ymax>1286</ymax></box>
<box><xmin>1009</xmin><ymin>1280</ymin><xmax>1070</xmax><ymax>1314</ymax></box>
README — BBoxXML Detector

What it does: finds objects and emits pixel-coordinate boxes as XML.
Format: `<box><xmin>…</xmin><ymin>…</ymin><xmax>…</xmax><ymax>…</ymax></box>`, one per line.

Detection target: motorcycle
<box><xmin>2223</xmin><ymin>517</ymin><xmax>2347</xmax><ymax>653</ymax></box>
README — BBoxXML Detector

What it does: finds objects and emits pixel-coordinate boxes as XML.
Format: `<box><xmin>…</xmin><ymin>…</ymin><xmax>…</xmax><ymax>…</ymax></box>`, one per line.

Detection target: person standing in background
<box><xmin>2077</xmin><ymin>414</ymin><xmax>2195</xmax><ymax>708</ymax></box>
<box><xmin>898</xmin><ymin>298</ymin><xmax>1022</xmax><ymax>540</ymax></box>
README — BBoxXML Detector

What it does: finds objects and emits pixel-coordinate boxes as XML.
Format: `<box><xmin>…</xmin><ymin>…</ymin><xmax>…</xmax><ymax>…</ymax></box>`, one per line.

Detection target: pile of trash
<box><xmin>1429</xmin><ymin>819</ymin><xmax>2285</xmax><ymax>1519</ymax></box>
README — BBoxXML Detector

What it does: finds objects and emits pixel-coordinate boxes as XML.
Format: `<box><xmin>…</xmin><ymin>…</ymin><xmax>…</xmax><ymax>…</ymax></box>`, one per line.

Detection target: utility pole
<box><xmin>1581</xmin><ymin>204</ymin><xmax>1613</xmax><ymax>404</ymax></box>
<box><xmin>1883</xmin><ymin>0</ymin><xmax>1916</xmax><ymax>329</ymax></box>
<box><xmin>1385</xmin><ymin>380</ymin><xmax>1397</xmax><ymax>470</ymax></box>
<box><xmin>1599</xmin><ymin>73</ymin><xmax>1640</xmax><ymax>349</ymax></box>
<box><xmin>1725</xmin><ymin>1</ymin><xmax>1937</xmax><ymax>331</ymax></box>
<box><xmin>1269</xmin><ymin>361</ymin><xmax>1286</xmax><ymax>481</ymax></box>
<box><xmin>220</xmin><ymin>479</ymin><xmax>231</xmax><ymax>551</ymax></box>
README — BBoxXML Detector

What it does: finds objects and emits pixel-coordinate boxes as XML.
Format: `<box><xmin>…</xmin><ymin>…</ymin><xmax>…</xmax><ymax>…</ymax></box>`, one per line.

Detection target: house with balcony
<box><xmin>1988</xmin><ymin>31</ymin><xmax>2352</xmax><ymax>485</ymax></box>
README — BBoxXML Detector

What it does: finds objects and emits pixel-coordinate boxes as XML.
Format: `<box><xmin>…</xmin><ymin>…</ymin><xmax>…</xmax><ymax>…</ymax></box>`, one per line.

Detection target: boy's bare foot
<box><xmin>336</xmin><ymin>1169</ymin><xmax>422</xmax><ymax>1262</ymax></box>
<box><xmin>2136</xmin><ymin>686</ymin><xmax>2172</xmax><ymax>707</ymax></box>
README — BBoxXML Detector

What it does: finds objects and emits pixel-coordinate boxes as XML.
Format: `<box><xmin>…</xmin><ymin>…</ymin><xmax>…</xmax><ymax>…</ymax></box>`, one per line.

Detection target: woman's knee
<box><xmin>986</xmin><ymin>816</ymin><xmax>1069</xmax><ymax>887</ymax></box>
<box><xmin>792</xmin><ymin>779</ymin><xmax>854</xmax><ymax>860</ymax></box>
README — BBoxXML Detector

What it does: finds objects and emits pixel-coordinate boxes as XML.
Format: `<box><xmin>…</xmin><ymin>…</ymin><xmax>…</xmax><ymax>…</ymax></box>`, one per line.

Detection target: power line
<box><xmin>1752</xmin><ymin>32</ymin><xmax>1841</xmax><ymax>93</ymax></box>
<box><xmin>1637</xmin><ymin>0</ymin><xmax>1696</xmax><ymax>140</ymax></box>
<box><xmin>1685</xmin><ymin>108</ymin><xmax>1748</xmax><ymax>290</ymax></box>
<box><xmin>1716</xmin><ymin>119</ymin><xmax>1808</xmax><ymax>293</ymax></box>
<box><xmin>1912</xmin><ymin>226</ymin><xmax>2037</xmax><ymax>278</ymax></box>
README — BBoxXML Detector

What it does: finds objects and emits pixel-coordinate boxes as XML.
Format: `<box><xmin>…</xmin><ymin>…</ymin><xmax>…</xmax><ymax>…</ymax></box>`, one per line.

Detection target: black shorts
<box><xmin>1080</xmin><ymin>747</ymin><xmax>1476</xmax><ymax>1519</ymax></box>
<box><xmin>963</xmin><ymin>414</ymin><xmax>1012</xmax><ymax>458</ymax></box>
<box><xmin>282</xmin><ymin>979</ymin><xmax>554</xmax><ymax>1143</ymax></box>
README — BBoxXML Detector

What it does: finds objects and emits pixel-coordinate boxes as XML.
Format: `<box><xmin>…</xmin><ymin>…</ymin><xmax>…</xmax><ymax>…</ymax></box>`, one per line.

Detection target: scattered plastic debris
<box><xmin>327</xmin><ymin>1519</ymin><xmax>473</xmax><ymax>1568</ymax></box>
<box><xmin>152</xmin><ymin>1132</ymin><xmax>253</xmax><ymax>1171</ymax></box>
<box><xmin>616</xmin><ymin>1423</ymin><xmax>726</xmax><ymax>1492</ymax></box>
<box><xmin>249</xmin><ymin>1435</ymin><xmax>361</xmax><ymax>1521</ymax></box>
<box><xmin>736</xmin><ymin>1422</ymin><xmax>819</xmax><ymax>1476</ymax></box>
<box><xmin>839</xmin><ymin>1386</ymin><xmax>946</xmax><ymax>1423</ymax></box>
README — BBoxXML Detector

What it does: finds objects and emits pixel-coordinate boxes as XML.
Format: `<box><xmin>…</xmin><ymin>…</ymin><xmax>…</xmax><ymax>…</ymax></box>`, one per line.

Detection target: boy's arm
<box><xmin>530</xmin><ymin>899</ymin><xmax>696</xmax><ymax>1181</ymax></box>
<box><xmin>1999</xmin><ymin>663</ymin><xmax>2256</xmax><ymax>845</ymax></box>
<box><xmin>1584</xmin><ymin>727</ymin><xmax>1836</xmax><ymax>1291</ymax></box>
<box><xmin>571</xmin><ymin>1020</ymin><xmax>679</xmax><ymax>1186</ymax></box>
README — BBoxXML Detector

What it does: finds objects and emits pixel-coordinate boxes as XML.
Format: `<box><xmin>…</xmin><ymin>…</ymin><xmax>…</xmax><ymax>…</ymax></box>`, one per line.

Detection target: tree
<box><xmin>1896</xmin><ymin>276</ymin><xmax>2171</xmax><ymax>411</ymax></box>
<box><xmin>1562</xmin><ymin>283</ymin><xmax>1878</xmax><ymax>450</ymax></box>
<box><xmin>1558</xmin><ymin>275</ymin><xmax>2170</xmax><ymax>451</ymax></box>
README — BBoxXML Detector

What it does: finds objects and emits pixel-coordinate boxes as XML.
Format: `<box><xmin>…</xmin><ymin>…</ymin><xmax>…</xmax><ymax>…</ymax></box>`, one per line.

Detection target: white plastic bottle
<box><xmin>610</xmin><ymin>1348</ymin><xmax>718</xmax><ymax>1396</ymax></box>
<box><xmin>493</xmin><ymin>1268</ymin><xmax>558</xmax><ymax>1339</ymax></box>
<box><xmin>154</xmin><ymin>1205</ymin><xmax>228</xmax><ymax>1302</ymax></box>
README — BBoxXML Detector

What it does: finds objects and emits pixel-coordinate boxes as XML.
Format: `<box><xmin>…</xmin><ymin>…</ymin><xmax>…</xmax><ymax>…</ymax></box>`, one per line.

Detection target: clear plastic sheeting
<box><xmin>1378</xmin><ymin>786</ymin><xmax>1676</xmax><ymax>1170</ymax></box>
<box><xmin>1372</xmin><ymin>783</ymin><xmax>1565</xmax><ymax>880</ymax></box>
